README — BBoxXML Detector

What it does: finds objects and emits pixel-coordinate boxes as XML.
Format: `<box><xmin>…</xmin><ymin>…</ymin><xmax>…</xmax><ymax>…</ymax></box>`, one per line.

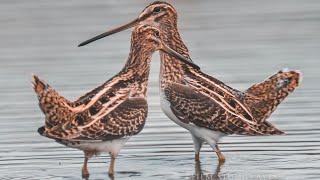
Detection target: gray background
<box><xmin>0</xmin><ymin>0</ymin><xmax>319</xmax><ymax>179</ymax></box>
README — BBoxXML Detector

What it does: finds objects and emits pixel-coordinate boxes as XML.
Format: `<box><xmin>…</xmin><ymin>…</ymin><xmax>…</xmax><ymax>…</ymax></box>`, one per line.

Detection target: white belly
<box><xmin>60</xmin><ymin>137</ymin><xmax>129</xmax><ymax>156</ymax></box>
<box><xmin>160</xmin><ymin>92</ymin><xmax>225</xmax><ymax>145</ymax></box>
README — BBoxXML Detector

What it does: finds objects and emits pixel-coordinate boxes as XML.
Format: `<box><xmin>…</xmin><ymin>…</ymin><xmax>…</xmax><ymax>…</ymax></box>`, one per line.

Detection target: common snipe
<box><xmin>78</xmin><ymin>1</ymin><xmax>301</xmax><ymax>164</ymax></box>
<box><xmin>34</xmin><ymin>24</ymin><xmax>192</xmax><ymax>178</ymax></box>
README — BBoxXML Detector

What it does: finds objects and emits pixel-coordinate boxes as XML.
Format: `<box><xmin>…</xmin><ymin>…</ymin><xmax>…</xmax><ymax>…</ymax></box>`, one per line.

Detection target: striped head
<box><xmin>138</xmin><ymin>1</ymin><xmax>178</xmax><ymax>27</ymax></box>
<box><xmin>78</xmin><ymin>1</ymin><xmax>180</xmax><ymax>48</ymax></box>
<box><xmin>131</xmin><ymin>25</ymin><xmax>168</xmax><ymax>53</ymax></box>
<box><xmin>130</xmin><ymin>25</ymin><xmax>194</xmax><ymax>66</ymax></box>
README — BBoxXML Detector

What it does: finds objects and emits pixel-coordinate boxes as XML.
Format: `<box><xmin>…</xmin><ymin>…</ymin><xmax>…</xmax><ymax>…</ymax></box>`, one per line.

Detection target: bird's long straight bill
<box><xmin>78</xmin><ymin>17</ymin><xmax>141</xmax><ymax>47</ymax></box>
<box><xmin>78</xmin><ymin>16</ymin><xmax>200</xmax><ymax>69</ymax></box>
<box><xmin>161</xmin><ymin>44</ymin><xmax>200</xmax><ymax>70</ymax></box>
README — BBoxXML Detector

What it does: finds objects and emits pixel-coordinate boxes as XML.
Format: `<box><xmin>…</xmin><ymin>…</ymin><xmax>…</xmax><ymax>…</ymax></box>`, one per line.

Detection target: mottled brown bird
<box><xmin>78</xmin><ymin>1</ymin><xmax>301</xmax><ymax>164</ymax></box>
<box><xmin>33</xmin><ymin>24</ymin><xmax>192</xmax><ymax>178</ymax></box>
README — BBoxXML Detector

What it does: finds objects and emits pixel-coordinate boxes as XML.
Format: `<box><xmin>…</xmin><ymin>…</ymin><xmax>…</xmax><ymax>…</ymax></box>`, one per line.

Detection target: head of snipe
<box><xmin>78</xmin><ymin>2</ymin><xmax>198</xmax><ymax>88</ymax></box>
<box><xmin>79</xmin><ymin>23</ymin><xmax>195</xmax><ymax>95</ymax></box>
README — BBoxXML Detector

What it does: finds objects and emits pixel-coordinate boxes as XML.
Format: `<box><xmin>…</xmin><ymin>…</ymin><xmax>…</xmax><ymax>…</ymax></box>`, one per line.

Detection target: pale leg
<box><xmin>214</xmin><ymin>158</ymin><xmax>224</xmax><ymax>177</ymax></box>
<box><xmin>82</xmin><ymin>151</ymin><xmax>93</xmax><ymax>178</ymax></box>
<box><xmin>191</xmin><ymin>134</ymin><xmax>203</xmax><ymax>162</ymax></box>
<box><xmin>208</xmin><ymin>141</ymin><xmax>225</xmax><ymax>164</ymax></box>
<box><xmin>108</xmin><ymin>153</ymin><xmax>116</xmax><ymax>177</ymax></box>
<box><xmin>215</xmin><ymin>144</ymin><xmax>225</xmax><ymax>164</ymax></box>
<box><xmin>194</xmin><ymin>159</ymin><xmax>202</xmax><ymax>179</ymax></box>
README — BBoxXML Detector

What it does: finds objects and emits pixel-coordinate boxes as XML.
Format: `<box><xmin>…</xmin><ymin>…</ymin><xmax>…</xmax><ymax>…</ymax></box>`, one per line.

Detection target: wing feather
<box><xmin>41</xmin><ymin>97</ymin><xmax>147</xmax><ymax>141</ymax></box>
<box><xmin>182</xmin><ymin>68</ymin><xmax>258</xmax><ymax>123</ymax></box>
<box><xmin>164</xmin><ymin>83</ymin><xmax>262</xmax><ymax>135</ymax></box>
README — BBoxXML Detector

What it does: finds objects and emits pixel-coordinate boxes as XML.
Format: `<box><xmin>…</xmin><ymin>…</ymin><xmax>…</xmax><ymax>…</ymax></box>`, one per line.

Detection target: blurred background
<box><xmin>0</xmin><ymin>0</ymin><xmax>319</xmax><ymax>179</ymax></box>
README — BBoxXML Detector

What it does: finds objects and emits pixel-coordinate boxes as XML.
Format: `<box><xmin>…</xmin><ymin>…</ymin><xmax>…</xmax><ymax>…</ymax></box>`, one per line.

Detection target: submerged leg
<box><xmin>208</xmin><ymin>140</ymin><xmax>225</xmax><ymax>164</ymax></box>
<box><xmin>191</xmin><ymin>134</ymin><xmax>203</xmax><ymax>162</ymax></box>
<box><xmin>82</xmin><ymin>151</ymin><xmax>92</xmax><ymax>178</ymax></box>
<box><xmin>215</xmin><ymin>144</ymin><xmax>225</xmax><ymax>164</ymax></box>
<box><xmin>212</xmin><ymin>158</ymin><xmax>224</xmax><ymax>179</ymax></box>
<box><xmin>108</xmin><ymin>154</ymin><xmax>116</xmax><ymax>177</ymax></box>
<box><xmin>194</xmin><ymin>159</ymin><xmax>202</xmax><ymax>179</ymax></box>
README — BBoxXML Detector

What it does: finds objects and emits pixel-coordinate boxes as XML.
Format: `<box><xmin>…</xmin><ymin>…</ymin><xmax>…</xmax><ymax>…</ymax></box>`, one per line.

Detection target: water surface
<box><xmin>0</xmin><ymin>0</ymin><xmax>319</xmax><ymax>179</ymax></box>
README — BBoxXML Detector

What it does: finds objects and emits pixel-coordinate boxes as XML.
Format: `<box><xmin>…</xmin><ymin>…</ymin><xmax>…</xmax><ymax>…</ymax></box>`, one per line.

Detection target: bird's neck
<box><xmin>120</xmin><ymin>43</ymin><xmax>152</xmax><ymax>97</ymax></box>
<box><xmin>159</xmin><ymin>26</ymin><xmax>191</xmax><ymax>89</ymax></box>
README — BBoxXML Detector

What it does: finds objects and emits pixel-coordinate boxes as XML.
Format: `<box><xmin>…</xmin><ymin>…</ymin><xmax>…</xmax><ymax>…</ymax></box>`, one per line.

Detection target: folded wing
<box><xmin>164</xmin><ymin>83</ymin><xmax>283</xmax><ymax>135</ymax></box>
<box><xmin>32</xmin><ymin>74</ymin><xmax>142</xmax><ymax>141</ymax></box>
<box><xmin>183</xmin><ymin>68</ymin><xmax>257</xmax><ymax>125</ymax></box>
<box><xmin>39</xmin><ymin>97</ymin><xmax>147</xmax><ymax>141</ymax></box>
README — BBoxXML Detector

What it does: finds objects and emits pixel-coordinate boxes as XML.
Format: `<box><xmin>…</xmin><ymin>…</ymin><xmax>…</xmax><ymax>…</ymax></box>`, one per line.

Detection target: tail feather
<box><xmin>32</xmin><ymin>74</ymin><xmax>73</xmax><ymax>128</ymax></box>
<box><xmin>244</xmin><ymin>69</ymin><xmax>301</xmax><ymax>122</ymax></box>
<box><xmin>237</xmin><ymin>121</ymin><xmax>285</xmax><ymax>136</ymax></box>
<box><xmin>32</xmin><ymin>74</ymin><xmax>50</xmax><ymax>98</ymax></box>
<box><xmin>256</xmin><ymin>121</ymin><xmax>285</xmax><ymax>135</ymax></box>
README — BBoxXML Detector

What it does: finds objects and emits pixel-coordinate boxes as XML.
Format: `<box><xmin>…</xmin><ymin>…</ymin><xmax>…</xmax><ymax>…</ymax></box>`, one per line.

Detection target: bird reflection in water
<box><xmin>191</xmin><ymin>161</ymin><xmax>223</xmax><ymax>180</ymax></box>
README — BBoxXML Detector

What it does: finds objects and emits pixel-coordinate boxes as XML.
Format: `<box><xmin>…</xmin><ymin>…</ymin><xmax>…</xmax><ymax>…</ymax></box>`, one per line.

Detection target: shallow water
<box><xmin>0</xmin><ymin>0</ymin><xmax>319</xmax><ymax>179</ymax></box>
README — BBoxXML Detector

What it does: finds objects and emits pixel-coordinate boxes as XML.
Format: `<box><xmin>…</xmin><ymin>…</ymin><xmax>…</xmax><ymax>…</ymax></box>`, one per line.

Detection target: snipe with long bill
<box><xmin>79</xmin><ymin>1</ymin><xmax>301</xmax><ymax>164</ymax></box>
<box><xmin>34</xmin><ymin>24</ymin><xmax>193</xmax><ymax>178</ymax></box>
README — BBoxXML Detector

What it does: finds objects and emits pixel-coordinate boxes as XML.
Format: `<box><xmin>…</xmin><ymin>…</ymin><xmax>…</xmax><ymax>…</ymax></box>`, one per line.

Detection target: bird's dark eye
<box><xmin>155</xmin><ymin>31</ymin><xmax>160</xmax><ymax>37</ymax></box>
<box><xmin>153</xmin><ymin>7</ymin><xmax>161</xmax><ymax>13</ymax></box>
